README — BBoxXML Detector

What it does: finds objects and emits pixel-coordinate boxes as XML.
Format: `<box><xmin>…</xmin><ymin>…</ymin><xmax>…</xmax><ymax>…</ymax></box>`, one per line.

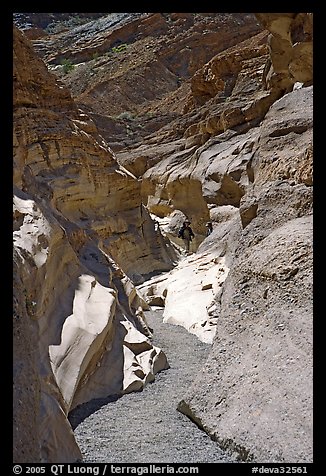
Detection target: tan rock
<box><xmin>141</xmin><ymin>126</ymin><xmax>260</xmax><ymax>243</ymax></box>
<box><xmin>14</xmin><ymin>10</ymin><xmax>313</xmax><ymax>463</ymax></box>
<box><xmin>255</xmin><ymin>13</ymin><xmax>313</xmax><ymax>90</ymax></box>
<box><xmin>13</xmin><ymin>192</ymin><xmax>82</xmax><ymax>463</ymax></box>
<box><xmin>14</xmin><ymin>166</ymin><xmax>171</xmax><ymax>460</ymax></box>
<box><xmin>122</xmin><ymin>320</ymin><xmax>169</xmax><ymax>393</ymax></box>
<box><xmin>253</xmin><ymin>86</ymin><xmax>313</xmax><ymax>187</ymax></box>
<box><xmin>180</xmin><ymin>214</ymin><xmax>313</xmax><ymax>462</ymax></box>
<box><xmin>13</xmin><ymin>27</ymin><xmax>177</xmax><ymax>283</ymax></box>
<box><xmin>178</xmin><ymin>87</ymin><xmax>313</xmax><ymax>463</ymax></box>
<box><xmin>138</xmin><ymin>251</ymin><xmax>230</xmax><ymax>344</ymax></box>
<box><xmin>32</xmin><ymin>14</ymin><xmax>262</xmax><ymax>150</ymax></box>
<box><xmin>13</xmin><ymin>26</ymin><xmax>171</xmax><ymax>462</ymax></box>
<box><xmin>116</xmin><ymin>139</ymin><xmax>185</xmax><ymax>178</ymax></box>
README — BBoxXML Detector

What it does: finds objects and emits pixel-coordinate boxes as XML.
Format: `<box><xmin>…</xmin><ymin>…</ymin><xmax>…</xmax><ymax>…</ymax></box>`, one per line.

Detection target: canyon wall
<box><xmin>13</xmin><ymin>26</ymin><xmax>171</xmax><ymax>462</ymax></box>
<box><xmin>177</xmin><ymin>13</ymin><xmax>313</xmax><ymax>462</ymax></box>
<box><xmin>13</xmin><ymin>11</ymin><xmax>313</xmax><ymax>463</ymax></box>
<box><xmin>30</xmin><ymin>13</ymin><xmax>263</xmax><ymax>150</ymax></box>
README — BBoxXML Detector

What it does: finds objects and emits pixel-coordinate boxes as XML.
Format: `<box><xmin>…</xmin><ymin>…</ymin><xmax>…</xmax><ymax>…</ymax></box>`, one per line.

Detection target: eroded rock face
<box><xmin>253</xmin><ymin>86</ymin><xmax>313</xmax><ymax>187</ymax></box>
<box><xmin>117</xmin><ymin>29</ymin><xmax>280</xmax><ymax>240</ymax></box>
<box><xmin>13</xmin><ymin>250</ymin><xmax>42</xmax><ymax>463</ymax></box>
<box><xmin>13</xmin><ymin>27</ymin><xmax>170</xmax><ymax>462</ymax></box>
<box><xmin>137</xmin><ymin>251</ymin><xmax>230</xmax><ymax>344</ymax></box>
<box><xmin>255</xmin><ymin>13</ymin><xmax>313</xmax><ymax>91</ymax></box>
<box><xmin>178</xmin><ymin>86</ymin><xmax>313</xmax><ymax>462</ymax></box>
<box><xmin>115</xmin><ymin>15</ymin><xmax>312</xmax><ymax>212</ymax></box>
<box><xmin>13</xmin><ymin>25</ymin><xmax>176</xmax><ymax>282</ymax></box>
<box><xmin>137</xmin><ymin>205</ymin><xmax>242</xmax><ymax>345</ymax></box>
<box><xmin>13</xmin><ymin>194</ymin><xmax>83</xmax><ymax>463</ymax></box>
<box><xmin>32</xmin><ymin>13</ymin><xmax>262</xmax><ymax>150</ymax></box>
<box><xmin>141</xmin><ymin>126</ymin><xmax>259</xmax><ymax>245</ymax></box>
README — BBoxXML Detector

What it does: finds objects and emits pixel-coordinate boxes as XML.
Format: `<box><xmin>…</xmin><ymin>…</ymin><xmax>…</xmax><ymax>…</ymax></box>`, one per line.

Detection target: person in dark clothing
<box><xmin>205</xmin><ymin>221</ymin><xmax>213</xmax><ymax>236</ymax></box>
<box><xmin>178</xmin><ymin>220</ymin><xmax>195</xmax><ymax>253</ymax></box>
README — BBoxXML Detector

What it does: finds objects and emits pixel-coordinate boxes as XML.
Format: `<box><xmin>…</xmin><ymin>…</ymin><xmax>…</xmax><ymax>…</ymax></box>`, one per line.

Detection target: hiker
<box><xmin>178</xmin><ymin>220</ymin><xmax>195</xmax><ymax>253</ymax></box>
<box><xmin>206</xmin><ymin>221</ymin><xmax>213</xmax><ymax>237</ymax></box>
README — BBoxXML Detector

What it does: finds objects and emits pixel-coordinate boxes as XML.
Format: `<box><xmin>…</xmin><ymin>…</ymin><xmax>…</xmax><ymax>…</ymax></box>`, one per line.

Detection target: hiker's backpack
<box><xmin>178</xmin><ymin>226</ymin><xmax>184</xmax><ymax>239</ymax></box>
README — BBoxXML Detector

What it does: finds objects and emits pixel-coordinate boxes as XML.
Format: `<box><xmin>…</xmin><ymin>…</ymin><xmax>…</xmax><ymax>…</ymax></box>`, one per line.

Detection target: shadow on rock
<box><xmin>68</xmin><ymin>394</ymin><xmax>121</xmax><ymax>430</ymax></box>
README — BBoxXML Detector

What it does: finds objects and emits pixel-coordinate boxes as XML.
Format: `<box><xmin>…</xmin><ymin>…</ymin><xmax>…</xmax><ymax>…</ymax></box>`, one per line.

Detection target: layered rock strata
<box><xmin>13</xmin><ymin>26</ymin><xmax>171</xmax><ymax>462</ymax></box>
<box><xmin>118</xmin><ymin>29</ymin><xmax>276</xmax><ymax>242</ymax></box>
<box><xmin>32</xmin><ymin>13</ymin><xmax>263</xmax><ymax>149</ymax></box>
<box><xmin>177</xmin><ymin>15</ymin><xmax>313</xmax><ymax>462</ymax></box>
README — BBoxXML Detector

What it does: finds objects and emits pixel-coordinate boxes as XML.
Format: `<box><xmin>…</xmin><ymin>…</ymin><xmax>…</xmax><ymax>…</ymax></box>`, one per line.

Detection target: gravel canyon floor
<box><xmin>69</xmin><ymin>308</ymin><xmax>236</xmax><ymax>464</ymax></box>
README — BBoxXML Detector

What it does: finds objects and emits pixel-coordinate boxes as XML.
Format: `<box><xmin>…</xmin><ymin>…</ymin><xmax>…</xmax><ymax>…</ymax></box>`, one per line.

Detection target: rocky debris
<box><xmin>32</xmin><ymin>13</ymin><xmax>262</xmax><ymax>149</ymax></box>
<box><xmin>109</xmin><ymin>28</ymin><xmax>271</xmax><ymax>155</ymax></box>
<box><xmin>113</xmin><ymin>16</ymin><xmax>311</xmax><ymax>175</ymax></box>
<box><xmin>255</xmin><ymin>13</ymin><xmax>313</xmax><ymax>92</ymax></box>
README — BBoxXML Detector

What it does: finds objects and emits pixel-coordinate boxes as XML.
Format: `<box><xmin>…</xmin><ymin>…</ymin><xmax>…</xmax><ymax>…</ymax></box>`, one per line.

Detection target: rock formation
<box><xmin>13</xmin><ymin>11</ymin><xmax>313</xmax><ymax>464</ymax></box>
<box><xmin>255</xmin><ymin>13</ymin><xmax>313</xmax><ymax>91</ymax></box>
<box><xmin>137</xmin><ymin>251</ymin><xmax>230</xmax><ymax>344</ymax></box>
<box><xmin>30</xmin><ymin>13</ymin><xmax>262</xmax><ymax>150</ymax></box>
<box><xmin>179</xmin><ymin>88</ymin><xmax>313</xmax><ymax>460</ymax></box>
<box><xmin>115</xmin><ymin>28</ymin><xmax>278</xmax><ymax>241</ymax></box>
<box><xmin>108</xmin><ymin>12</ymin><xmax>313</xmax><ymax>462</ymax></box>
<box><xmin>13</xmin><ymin>26</ymin><xmax>171</xmax><ymax>462</ymax></box>
<box><xmin>176</xmin><ymin>15</ymin><xmax>313</xmax><ymax>462</ymax></box>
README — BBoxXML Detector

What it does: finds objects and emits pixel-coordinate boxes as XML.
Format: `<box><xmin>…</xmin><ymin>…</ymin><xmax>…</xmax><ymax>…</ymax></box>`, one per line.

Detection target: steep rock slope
<box><xmin>13</xmin><ymin>26</ymin><xmax>171</xmax><ymax>462</ymax></box>
<box><xmin>255</xmin><ymin>13</ymin><xmax>313</xmax><ymax>90</ymax></box>
<box><xmin>13</xmin><ymin>249</ymin><xmax>43</xmax><ymax>463</ymax></box>
<box><xmin>106</xmin><ymin>12</ymin><xmax>313</xmax><ymax>462</ymax></box>
<box><xmin>32</xmin><ymin>13</ymin><xmax>262</xmax><ymax>150</ymax></box>
<box><xmin>14</xmin><ymin>24</ymin><xmax>176</xmax><ymax>282</ymax></box>
<box><xmin>177</xmin><ymin>14</ymin><xmax>313</xmax><ymax>462</ymax></box>
<box><xmin>133</xmin><ymin>30</ymin><xmax>272</xmax><ymax>240</ymax></box>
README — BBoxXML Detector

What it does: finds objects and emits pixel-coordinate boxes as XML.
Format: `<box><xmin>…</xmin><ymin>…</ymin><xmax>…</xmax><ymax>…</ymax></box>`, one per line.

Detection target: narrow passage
<box><xmin>70</xmin><ymin>309</ymin><xmax>235</xmax><ymax>463</ymax></box>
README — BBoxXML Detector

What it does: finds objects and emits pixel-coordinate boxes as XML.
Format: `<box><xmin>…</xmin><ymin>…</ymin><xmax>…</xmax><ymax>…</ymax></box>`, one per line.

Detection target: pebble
<box><xmin>70</xmin><ymin>309</ymin><xmax>236</xmax><ymax>463</ymax></box>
